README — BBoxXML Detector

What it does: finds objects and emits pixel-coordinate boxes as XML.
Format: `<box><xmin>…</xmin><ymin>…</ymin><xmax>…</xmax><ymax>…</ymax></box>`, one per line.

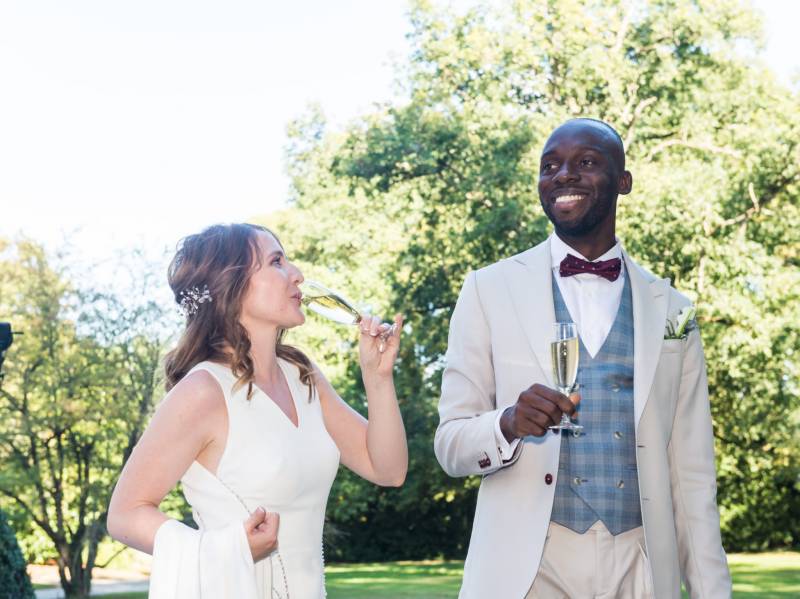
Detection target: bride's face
<box><xmin>239</xmin><ymin>231</ymin><xmax>305</xmax><ymax>332</ymax></box>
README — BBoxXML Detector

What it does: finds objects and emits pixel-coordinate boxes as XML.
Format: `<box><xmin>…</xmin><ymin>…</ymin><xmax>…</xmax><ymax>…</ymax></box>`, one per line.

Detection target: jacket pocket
<box><xmin>660</xmin><ymin>338</ymin><xmax>683</xmax><ymax>354</ymax></box>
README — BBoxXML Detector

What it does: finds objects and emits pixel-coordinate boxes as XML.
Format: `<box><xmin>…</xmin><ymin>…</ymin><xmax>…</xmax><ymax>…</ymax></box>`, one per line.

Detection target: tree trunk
<box><xmin>56</xmin><ymin>543</ymin><xmax>92</xmax><ymax>599</ymax></box>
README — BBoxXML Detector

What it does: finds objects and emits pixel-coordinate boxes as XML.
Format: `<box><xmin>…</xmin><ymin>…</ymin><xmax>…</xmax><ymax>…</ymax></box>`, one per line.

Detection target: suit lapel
<box><xmin>624</xmin><ymin>250</ymin><xmax>670</xmax><ymax>432</ymax></box>
<box><xmin>503</xmin><ymin>240</ymin><xmax>555</xmax><ymax>386</ymax></box>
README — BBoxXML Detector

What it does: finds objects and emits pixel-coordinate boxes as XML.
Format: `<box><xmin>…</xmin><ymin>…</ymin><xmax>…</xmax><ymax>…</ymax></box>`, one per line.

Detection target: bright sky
<box><xmin>1</xmin><ymin>0</ymin><xmax>797</xmax><ymax>268</ymax></box>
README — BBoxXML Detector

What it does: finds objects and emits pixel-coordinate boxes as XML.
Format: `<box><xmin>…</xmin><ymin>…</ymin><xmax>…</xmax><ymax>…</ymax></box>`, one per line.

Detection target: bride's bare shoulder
<box><xmin>156</xmin><ymin>369</ymin><xmax>226</xmax><ymax>421</ymax></box>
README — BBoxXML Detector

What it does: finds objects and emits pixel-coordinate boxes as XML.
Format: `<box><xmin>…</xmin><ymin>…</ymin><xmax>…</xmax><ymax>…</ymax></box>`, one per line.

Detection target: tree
<box><xmin>0</xmin><ymin>508</ymin><xmax>34</xmax><ymax>599</ymax></box>
<box><xmin>262</xmin><ymin>0</ymin><xmax>800</xmax><ymax>557</ymax></box>
<box><xmin>0</xmin><ymin>239</ymin><xmax>175</xmax><ymax>598</ymax></box>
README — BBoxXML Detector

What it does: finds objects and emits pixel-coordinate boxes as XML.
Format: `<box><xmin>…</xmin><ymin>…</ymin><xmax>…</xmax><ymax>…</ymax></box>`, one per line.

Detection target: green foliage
<box><xmin>263</xmin><ymin>0</ymin><xmax>800</xmax><ymax>559</ymax></box>
<box><xmin>0</xmin><ymin>239</ymin><xmax>174</xmax><ymax>597</ymax></box>
<box><xmin>0</xmin><ymin>508</ymin><xmax>34</xmax><ymax>599</ymax></box>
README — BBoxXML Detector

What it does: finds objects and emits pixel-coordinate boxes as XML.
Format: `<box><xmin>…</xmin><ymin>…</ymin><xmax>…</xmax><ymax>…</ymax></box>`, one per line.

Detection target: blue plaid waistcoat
<box><xmin>549</xmin><ymin>273</ymin><xmax>643</xmax><ymax>535</ymax></box>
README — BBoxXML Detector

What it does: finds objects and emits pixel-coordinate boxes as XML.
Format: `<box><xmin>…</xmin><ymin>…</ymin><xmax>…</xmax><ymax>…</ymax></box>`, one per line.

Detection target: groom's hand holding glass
<box><xmin>499</xmin><ymin>385</ymin><xmax>581</xmax><ymax>441</ymax></box>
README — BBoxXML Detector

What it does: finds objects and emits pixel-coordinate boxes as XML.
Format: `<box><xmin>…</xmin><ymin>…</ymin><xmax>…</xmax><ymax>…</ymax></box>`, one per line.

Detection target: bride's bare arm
<box><xmin>107</xmin><ymin>371</ymin><xmax>227</xmax><ymax>554</ymax></box>
<box><xmin>317</xmin><ymin>314</ymin><xmax>408</xmax><ymax>487</ymax></box>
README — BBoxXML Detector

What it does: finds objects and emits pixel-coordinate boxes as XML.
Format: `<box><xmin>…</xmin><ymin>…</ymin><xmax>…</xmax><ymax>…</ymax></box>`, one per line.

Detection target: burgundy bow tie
<box><xmin>559</xmin><ymin>254</ymin><xmax>622</xmax><ymax>282</ymax></box>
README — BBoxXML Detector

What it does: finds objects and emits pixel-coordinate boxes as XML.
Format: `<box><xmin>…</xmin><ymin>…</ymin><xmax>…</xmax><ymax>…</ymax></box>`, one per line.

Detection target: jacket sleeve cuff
<box><xmin>494</xmin><ymin>409</ymin><xmax>521</xmax><ymax>462</ymax></box>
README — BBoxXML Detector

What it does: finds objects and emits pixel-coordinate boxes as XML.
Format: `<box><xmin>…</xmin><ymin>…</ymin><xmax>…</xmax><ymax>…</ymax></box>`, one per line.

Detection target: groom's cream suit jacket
<box><xmin>434</xmin><ymin>239</ymin><xmax>731</xmax><ymax>599</ymax></box>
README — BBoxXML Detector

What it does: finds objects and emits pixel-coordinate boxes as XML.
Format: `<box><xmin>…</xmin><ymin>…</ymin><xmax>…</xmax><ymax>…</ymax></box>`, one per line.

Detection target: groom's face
<box><xmin>537</xmin><ymin>122</ymin><xmax>631</xmax><ymax>238</ymax></box>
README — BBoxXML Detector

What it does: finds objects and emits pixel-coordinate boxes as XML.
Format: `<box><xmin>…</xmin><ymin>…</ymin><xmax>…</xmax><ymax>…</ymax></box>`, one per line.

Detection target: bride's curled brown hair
<box><xmin>164</xmin><ymin>223</ymin><xmax>314</xmax><ymax>399</ymax></box>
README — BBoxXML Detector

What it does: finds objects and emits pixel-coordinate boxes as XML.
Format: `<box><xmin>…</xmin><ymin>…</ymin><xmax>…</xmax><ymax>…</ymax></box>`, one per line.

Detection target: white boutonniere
<box><xmin>665</xmin><ymin>305</ymin><xmax>697</xmax><ymax>339</ymax></box>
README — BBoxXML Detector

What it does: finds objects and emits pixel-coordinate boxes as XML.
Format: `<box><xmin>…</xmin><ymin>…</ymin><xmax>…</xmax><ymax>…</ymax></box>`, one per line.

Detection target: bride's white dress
<box><xmin>148</xmin><ymin>358</ymin><xmax>340</xmax><ymax>599</ymax></box>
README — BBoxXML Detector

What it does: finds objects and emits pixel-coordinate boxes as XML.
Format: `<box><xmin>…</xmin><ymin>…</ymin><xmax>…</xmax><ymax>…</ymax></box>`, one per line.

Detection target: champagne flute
<box><xmin>300</xmin><ymin>280</ymin><xmax>396</xmax><ymax>350</ymax></box>
<box><xmin>549</xmin><ymin>322</ymin><xmax>582</xmax><ymax>432</ymax></box>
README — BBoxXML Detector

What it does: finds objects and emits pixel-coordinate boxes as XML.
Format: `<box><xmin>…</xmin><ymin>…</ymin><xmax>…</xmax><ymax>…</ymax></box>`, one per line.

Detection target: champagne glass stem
<box><xmin>553</xmin><ymin>383</ymin><xmax>579</xmax><ymax>430</ymax></box>
<box><xmin>355</xmin><ymin>315</ymin><xmax>397</xmax><ymax>340</ymax></box>
<box><xmin>356</xmin><ymin>316</ymin><xmax>397</xmax><ymax>352</ymax></box>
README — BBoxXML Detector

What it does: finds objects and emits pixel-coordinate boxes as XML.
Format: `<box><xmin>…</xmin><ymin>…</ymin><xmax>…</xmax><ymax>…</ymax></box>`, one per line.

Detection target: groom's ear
<box><xmin>618</xmin><ymin>170</ymin><xmax>632</xmax><ymax>195</ymax></box>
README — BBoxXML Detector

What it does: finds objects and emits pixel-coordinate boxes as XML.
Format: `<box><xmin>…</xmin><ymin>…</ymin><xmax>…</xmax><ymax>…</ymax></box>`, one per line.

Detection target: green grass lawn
<box><xmin>327</xmin><ymin>555</ymin><xmax>800</xmax><ymax>599</ymax></box>
<box><xmin>326</xmin><ymin>553</ymin><xmax>800</xmax><ymax>599</ymax></box>
<box><xmin>727</xmin><ymin>552</ymin><xmax>800</xmax><ymax>598</ymax></box>
<box><xmin>326</xmin><ymin>561</ymin><xmax>463</xmax><ymax>599</ymax></box>
<box><xmin>50</xmin><ymin>552</ymin><xmax>800</xmax><ymax>598</ymax></box>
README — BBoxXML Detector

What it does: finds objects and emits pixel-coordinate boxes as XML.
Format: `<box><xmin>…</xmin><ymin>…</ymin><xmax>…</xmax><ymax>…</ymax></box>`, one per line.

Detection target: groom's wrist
<box><xmin>499</xmin><ymin>407</ymin><xmax>518</xmax><ymax>443</ymax></box>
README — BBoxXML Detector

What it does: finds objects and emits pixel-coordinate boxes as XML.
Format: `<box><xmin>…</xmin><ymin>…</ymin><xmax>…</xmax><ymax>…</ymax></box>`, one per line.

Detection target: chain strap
<box><xmin>270</xmin><ymin>551</ymin><xmax>290</xmax><ymax>599</ymax></box>
<box><xmin>214</xmin><ymin>476</ymin><xmax>290</xmax><ymax>599</ymax></box>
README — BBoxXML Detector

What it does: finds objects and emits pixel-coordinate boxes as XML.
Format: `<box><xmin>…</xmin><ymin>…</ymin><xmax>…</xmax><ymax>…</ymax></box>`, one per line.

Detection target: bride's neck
<box><xmin>246</xmin><ymin>326</ymin><xmax>281</xmax><ymax>386</ymax></box>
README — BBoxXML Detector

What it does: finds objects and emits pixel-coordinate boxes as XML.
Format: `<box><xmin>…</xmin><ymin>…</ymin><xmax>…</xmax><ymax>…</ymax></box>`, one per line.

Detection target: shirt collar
<box><xmin>549</xmin><ymin>233</ymin><xmax>623</xmax><ymax>270</ymax></box>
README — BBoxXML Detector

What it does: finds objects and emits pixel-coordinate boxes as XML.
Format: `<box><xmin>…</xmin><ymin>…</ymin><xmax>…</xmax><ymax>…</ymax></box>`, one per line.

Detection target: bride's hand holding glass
<box><xmin>357</xmin><ymin>313</ymin><xmax>403</xmax><ymax>378</ymax></box>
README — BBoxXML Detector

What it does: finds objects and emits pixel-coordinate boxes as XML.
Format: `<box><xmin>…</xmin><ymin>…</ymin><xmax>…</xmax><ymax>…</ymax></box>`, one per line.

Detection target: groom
<box><xmin>435</xmin><ymin>118</ymin><xmax>731</xmax><ymax>598</ymax></box>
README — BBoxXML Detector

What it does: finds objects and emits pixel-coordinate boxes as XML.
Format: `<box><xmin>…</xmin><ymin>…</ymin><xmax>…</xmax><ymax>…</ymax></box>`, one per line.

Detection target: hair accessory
<box><xmin>178</xmin><ymin>285</ymin><xmax>212</xmax><ymax>316</ymax></box>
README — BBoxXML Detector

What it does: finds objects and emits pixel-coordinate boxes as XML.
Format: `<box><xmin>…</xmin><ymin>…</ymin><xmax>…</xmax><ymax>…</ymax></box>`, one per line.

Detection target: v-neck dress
<box><xmin>179</xmin><ymin>358</ymin><xmax>340</xmax><ymax>598</ymax></box>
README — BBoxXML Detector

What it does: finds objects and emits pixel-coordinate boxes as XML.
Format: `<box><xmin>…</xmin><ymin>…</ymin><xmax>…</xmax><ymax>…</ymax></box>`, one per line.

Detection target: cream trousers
<box><xmin>526</xmin><ymin>521</ymin><xmax>655</xmax><ymax>599</ymax></box>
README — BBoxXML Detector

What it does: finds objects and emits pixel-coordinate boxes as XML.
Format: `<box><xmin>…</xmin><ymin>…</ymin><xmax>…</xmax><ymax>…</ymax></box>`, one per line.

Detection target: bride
<box><xmin>107</xmin><ymin>223</ymin><xmax>407</xmax><ymax>598</ymax></box>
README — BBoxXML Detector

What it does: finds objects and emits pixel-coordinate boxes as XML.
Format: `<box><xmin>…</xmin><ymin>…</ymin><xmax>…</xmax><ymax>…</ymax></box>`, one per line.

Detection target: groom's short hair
<box><xmin>555</xmin><ymin>118</ymin><xmax>626</xmax><ymax>171</ymax></box>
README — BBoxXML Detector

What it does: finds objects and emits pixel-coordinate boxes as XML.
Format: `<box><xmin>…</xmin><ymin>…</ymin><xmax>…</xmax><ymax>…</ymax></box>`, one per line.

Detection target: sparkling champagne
<box><xmin>301</xmin><ymin>291</ymin><xmax>361</xmax><ymax>326</ymax></box>
<box><xmin>550</xmin><ymin>337</ymin><xmax>578</xmax><ymax>394</ymax></box>
<box><xmin>549</xmin><ymin>322</ymin><xmax>582</xmax><ymax>432</ymax></box>
<box><xmin>300</xmin><ymin>280</ymin><xmax>397</xmax><ymax>352</ymax></box>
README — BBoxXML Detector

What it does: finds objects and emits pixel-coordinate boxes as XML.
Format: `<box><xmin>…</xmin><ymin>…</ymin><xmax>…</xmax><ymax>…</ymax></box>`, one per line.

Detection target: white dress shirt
<box><xmin>494</xmin><ymin>234</ymin><xmax>626</xmax><ymax>459</ymax></box>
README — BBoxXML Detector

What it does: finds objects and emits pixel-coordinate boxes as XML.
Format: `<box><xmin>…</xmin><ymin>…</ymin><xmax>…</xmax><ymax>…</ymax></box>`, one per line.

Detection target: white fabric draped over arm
<box><xmin>149</xmin><ymin>519</ymin><xmax>259</xmax><ymax>599</ymax></box>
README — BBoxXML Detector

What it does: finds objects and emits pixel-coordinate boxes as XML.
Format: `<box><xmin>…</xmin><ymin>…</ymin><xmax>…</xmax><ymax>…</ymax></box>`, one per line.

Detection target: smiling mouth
<box><xmin>554</xmin><ymin>193</ymin><xmax>587</xmax><ymax>204</ymax></box>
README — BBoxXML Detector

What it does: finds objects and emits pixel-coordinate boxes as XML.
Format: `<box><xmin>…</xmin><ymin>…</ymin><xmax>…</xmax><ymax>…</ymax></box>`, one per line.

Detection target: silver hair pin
<box><xmin>178</xmin><ymin>284</ymin><xmax>212</xmax><ymax>316</ymax></box>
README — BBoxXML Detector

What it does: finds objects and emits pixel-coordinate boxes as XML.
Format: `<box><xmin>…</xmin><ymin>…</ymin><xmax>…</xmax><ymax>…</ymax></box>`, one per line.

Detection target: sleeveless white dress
<box><xmin>149</xmin><ymin>358</ymin><xmax>340</xmax><ymax>599</ymax></box>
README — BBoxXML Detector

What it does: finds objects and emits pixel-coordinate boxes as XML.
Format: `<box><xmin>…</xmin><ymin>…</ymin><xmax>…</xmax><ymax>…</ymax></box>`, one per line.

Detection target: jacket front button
<box><xmin>544</xmin><ymin>473</ymin><xmax>553</xmax><ymax>485</ymax></box>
